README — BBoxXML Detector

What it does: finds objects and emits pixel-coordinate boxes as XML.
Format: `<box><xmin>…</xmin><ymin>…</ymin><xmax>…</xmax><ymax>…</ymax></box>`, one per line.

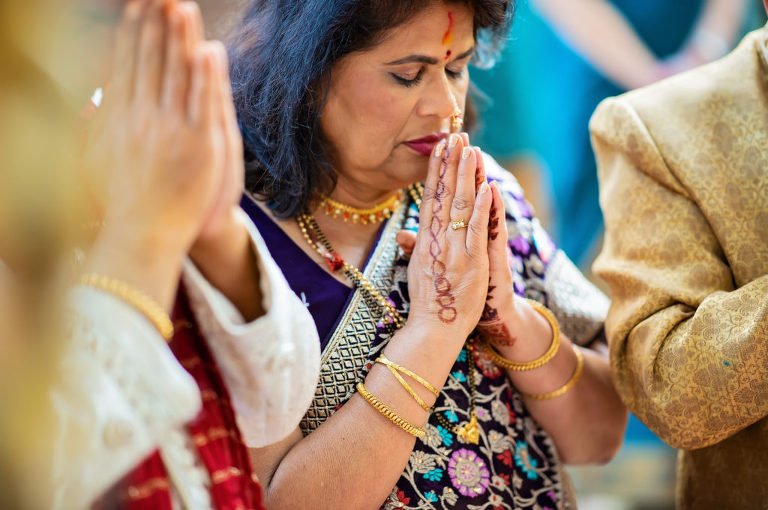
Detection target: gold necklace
<box><xmin>316</xmin><ymin>190</ymin><xmax>403</xmax><ymax>225</ymax></box>
<box><xmin>298</xmin><ymin>183</ymin><xmax>479</xmax><ymax>444</ymax></box>
<box><xmin>296</xmin><ymin>211</ymin><xmax>405</xmax><ymax>329</ymax></box>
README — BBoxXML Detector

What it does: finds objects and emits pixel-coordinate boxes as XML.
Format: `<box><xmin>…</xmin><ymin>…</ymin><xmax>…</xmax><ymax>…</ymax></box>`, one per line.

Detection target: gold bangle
<box><xmin>522</xmin><ymin>347</ymin><xmax>584</xmax><ymax>400</ymax></box>
<box><xmin>356</xmin><ymin>383</ymin><xmax>426</xmax><ymax>438</ymax></box>
<box><xmin>483</xmin><ymin>298</ymin><xmax>561</xmax><ymax>371</ymax></box>
<box><xmin>381</xmin><ymin>364</ymin><xmax>432</xmax><ymax>411</ymax></box>
<box><xmin>376</xmin><ymin>355</ymin><xmax>440</xmax><ymax>397</ymax></box>
<box><xmin>79</xmin><ymin>273</ymin><xmax>174</xmax><ymax>341</ymax></box>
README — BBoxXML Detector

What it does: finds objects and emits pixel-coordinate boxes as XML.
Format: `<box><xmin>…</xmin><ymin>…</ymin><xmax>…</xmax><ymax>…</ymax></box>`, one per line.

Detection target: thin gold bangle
<box><xmin>376</xmin><ymin>355</ymin><xmax>440</xmax><ymax>397</ymax></box>
<box><xmin>381</xmin><ymin>363</ymin><xmax>432</xmax><ymax>411</ymax></box>
<box><xmin>79</xmin><ymin>273</ymin><xmax>174</xmax><ymax>341</ymax></box>
<box><xmin>483</xmin><ymin>298</ymin><xmax>561</xmax><ymax>371</ymax></box>
<box><xmin>356</xmin><ymin>383</ymin><xmax>426</xmax><ymax>438</ymax></box>
<box><xmin>522</xmin><ymin>347</ymin><xmax>584</xmax><ymax>400</ymax></box>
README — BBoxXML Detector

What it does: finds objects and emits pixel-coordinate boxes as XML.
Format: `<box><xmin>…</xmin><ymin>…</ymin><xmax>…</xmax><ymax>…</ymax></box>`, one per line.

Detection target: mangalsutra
<box><xmin>298</xmin><ymin>182</ymin><xmax>480</xmax><ymax>444</ymax></box>
<box><xmin>297</xmin><ymin>187</ymin><xmax>414</xmax><ymax>329</ymax></box>
<box><xmin>432</xmin><ymin>338</ymin><xmax>480</xmax><ymax>444</ymax></box>
<box><xmin>315</xmin><ymin>190</ymin><xmax>403</xmax><ymax>225</ymax></box>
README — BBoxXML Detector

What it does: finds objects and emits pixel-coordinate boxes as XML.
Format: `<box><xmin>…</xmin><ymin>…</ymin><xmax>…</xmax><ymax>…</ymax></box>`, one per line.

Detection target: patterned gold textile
<box><xmin>591</xmin><ymin>25</ymin><xmax>768</xmax><ymax>510</ymax></box>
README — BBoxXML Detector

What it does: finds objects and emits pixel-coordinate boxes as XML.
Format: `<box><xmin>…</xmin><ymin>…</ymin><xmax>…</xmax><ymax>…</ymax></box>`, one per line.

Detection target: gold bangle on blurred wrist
<box><xmin>522</xmin><ymin>347</ymin><xmax>583</xmax><ymax>401</ymax></box>
<box><xmin>356</xmin><ymin>382</ymin><xmax>426</xmax><ymax>438</ymax></box>
<box><xmin>79</xmin><ymin>273</ymin><xmax>174</xmax><ymax>341</ymax></box>
<box><xmin>483</xmin><ymin>298</ymin><xmax>560</xmax><ymax>371</ymax></box>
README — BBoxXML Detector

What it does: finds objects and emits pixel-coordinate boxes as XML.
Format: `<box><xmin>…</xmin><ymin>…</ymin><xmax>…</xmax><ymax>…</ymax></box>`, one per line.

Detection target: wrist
<box><xmin>87</xmin><ymin>230</ymin><xmax>185</xmax><ymax>310</ymax></box>
<box><xmin>190</xmin><ymin>207</ymin><xmax>244</xmax><ymax>260</ymax></box>
<box><xmin>490</xmin><ymin>296</ymin><xmax>554</xmax><ymax>361</ymax></box>
<box><xmin>189</xmin><ymin>209</ymin><xmax>265</xmax><ymax>321</ymax></box>
<box><xmin>400</xmin><ymin>316</ymin><xmax>471</xmax><ymax>348</ymax></box>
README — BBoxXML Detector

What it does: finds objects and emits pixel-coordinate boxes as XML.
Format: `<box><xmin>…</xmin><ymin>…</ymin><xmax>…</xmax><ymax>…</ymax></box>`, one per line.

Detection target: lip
<box><xmin>404</xmin><ymin>132</ymin><xmax>449</xmax><ymax>157</ymax></box>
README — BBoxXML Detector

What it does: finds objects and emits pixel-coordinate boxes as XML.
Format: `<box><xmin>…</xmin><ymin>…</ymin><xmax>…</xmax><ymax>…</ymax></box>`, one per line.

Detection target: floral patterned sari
<box><xmin>250</xmin><ymin>156</ymin><xmax>608</xmax><ymax>510</ymax></box>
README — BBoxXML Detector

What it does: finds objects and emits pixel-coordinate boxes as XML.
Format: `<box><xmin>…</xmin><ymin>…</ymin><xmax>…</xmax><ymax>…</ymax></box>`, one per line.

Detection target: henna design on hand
<box><xmin>428</xmin><ymin>147</ymin><xmax>457</xmax><ymax>323</ymax></box>
<box><xmin>478</xmin><ymin>285</ymin><xmax>516</xmax><ymax>347</ymax></box>
<box><xmin>488</xmin><ymin>205</ymin><xmax>499</xmax><ymax>241</ymax></box>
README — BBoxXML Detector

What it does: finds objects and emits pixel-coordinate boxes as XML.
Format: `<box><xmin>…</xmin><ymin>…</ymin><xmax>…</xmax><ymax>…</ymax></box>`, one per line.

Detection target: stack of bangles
<box><xmin>79</xmin><ymin>273</ymin><xmax>174</xmax><ymax>341</ymax></box>
<box><xmin>483</xmin><ymin>298</ymin><xmax>584</xmax><ymax>400</ymax></box>
<box><xmin>356</xmin><ymin>355</ymin><xmax>440</xmax><ymax>439</ymax></box>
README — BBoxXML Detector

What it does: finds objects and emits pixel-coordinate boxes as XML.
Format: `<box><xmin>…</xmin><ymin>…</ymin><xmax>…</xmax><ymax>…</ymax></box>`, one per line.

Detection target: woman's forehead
<box><xmin>373</xmin><ymin>3</ymin><xmax>474</xmax><ymax>59</ymax></box>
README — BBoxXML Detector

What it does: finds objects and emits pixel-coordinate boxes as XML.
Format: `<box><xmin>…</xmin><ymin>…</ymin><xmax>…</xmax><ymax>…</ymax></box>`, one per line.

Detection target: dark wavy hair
<box><xmin>229</xmin><ymin>0</ymin><xmax>514</xmax><ymax>218</ymax></box>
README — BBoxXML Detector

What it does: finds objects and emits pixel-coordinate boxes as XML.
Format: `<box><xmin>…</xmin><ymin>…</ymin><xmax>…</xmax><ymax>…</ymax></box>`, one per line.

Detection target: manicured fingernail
<box><xmin>480</xmin><ymin>181</ymin><xmax>489</xmax><ymax>193</ymax></box>
<box><xmin>461</xmin><ymin>147</ymin><xmax>472</xmax><ymax>160</ymax></box>
<box><xmin>449</xmin><ymin>133</ymin><xmax>459</xmax><ymax>148</ymax></box>
<box><xmin>434</xmin><ymin>140</ymin><xmax>445</xmax><ymax>158</ymax></box>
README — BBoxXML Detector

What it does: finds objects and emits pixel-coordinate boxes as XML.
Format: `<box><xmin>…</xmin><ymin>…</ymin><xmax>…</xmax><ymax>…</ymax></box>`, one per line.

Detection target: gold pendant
<box><xmin>455</xmin><ymin>414</ymin><xmax>479</xmax><ymax>444</ymax></box>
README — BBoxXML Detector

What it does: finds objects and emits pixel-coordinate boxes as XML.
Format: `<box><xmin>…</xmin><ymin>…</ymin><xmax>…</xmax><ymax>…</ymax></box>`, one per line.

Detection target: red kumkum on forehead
<box><xmin>442</xmin><ymin>11</ymin><xmax>455</xmax><ymax>46</ymax></box>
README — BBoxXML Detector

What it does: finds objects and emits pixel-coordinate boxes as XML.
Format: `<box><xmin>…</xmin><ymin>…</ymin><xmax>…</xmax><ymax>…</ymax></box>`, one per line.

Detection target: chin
<box><xmin>392</xmin><ymin>158</ymin><xmax>429</xmax><ymax>187</ymax></box>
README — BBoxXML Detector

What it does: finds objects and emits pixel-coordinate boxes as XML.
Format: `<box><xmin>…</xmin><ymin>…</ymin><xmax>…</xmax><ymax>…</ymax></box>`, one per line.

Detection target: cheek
<box><xmin>326</xmin><ymin>71</ymin><xmax>411</xmax><ymax>164</ymax></box>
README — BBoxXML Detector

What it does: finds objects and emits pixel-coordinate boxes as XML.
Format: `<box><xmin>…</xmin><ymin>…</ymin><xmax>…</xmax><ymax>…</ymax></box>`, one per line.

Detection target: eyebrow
<box><xmin>385</xmin><ymin>46</ymin><xmax>475</xmax><ymax>66</ymax></box>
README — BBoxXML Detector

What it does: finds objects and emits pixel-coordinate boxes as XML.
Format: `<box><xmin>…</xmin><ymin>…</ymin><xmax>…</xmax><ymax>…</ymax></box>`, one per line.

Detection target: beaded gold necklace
<box><xmin>297</xmin><ymin>182</ymin><xmax>479</xmax><ymax>444</ymax></box>
<box><xmin>316</xmin><ymin>190</ymin><xmax>403</xmax><ymax>225</ymax></box>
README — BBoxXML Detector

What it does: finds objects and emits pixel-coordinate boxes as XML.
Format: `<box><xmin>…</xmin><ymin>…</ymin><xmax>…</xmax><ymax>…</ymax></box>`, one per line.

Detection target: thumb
<box><xmin>396</xmin><ymin>230</ymin><xmax>417</xmax><ymax>257</ymax></box>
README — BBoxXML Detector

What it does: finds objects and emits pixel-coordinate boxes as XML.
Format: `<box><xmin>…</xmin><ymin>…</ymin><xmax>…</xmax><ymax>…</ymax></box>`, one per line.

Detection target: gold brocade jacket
<box><xmin>591</xmin><ymin>26</ymin><xmax>768</xmax><ymax>510</ymax></box>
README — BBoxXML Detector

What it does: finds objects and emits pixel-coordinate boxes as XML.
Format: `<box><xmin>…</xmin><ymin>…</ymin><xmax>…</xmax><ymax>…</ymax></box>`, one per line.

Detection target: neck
<box><xmin>327</xmin><ymin>176</ymin><xmax>402</xmax><ymax>209</ymax></box>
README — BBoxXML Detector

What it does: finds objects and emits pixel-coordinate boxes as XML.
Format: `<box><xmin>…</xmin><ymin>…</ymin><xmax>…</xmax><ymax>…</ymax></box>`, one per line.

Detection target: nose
<box><xmin>416</xmin><ymin>72</ymin><xmax>459</xmax><ymax>123</ymax></box>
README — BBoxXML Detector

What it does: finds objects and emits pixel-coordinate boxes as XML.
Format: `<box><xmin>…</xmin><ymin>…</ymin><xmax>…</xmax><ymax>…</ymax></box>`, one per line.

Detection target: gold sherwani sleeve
<box><xmin>590</xmin><ymin>96</ymin><xmax>768</xmax><ymax>450</ymax></box>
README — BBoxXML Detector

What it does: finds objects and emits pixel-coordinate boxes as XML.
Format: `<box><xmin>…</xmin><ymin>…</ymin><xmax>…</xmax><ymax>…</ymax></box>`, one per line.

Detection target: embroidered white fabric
<box><xmin>46</xmin><ymin>210</ymin><xmax>320</xmax><ymax>508</ymax></box>
<box><xmin>182</xmin><ymin>209</ymin><xmax>320</xmax><ymax>448</ymax></box>
<box><xmin>50</xmin><ymin>287</ymin><xmax>202</xmax><ymax>510</ymax></box>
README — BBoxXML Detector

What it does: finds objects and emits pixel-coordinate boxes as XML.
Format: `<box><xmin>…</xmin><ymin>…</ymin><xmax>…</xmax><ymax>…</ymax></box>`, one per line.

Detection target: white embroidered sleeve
<box><xmin>182</xmin><ymin>209</ymin><xmax>320</xmax><ymax>448</ymax></box>
<box><xmin>49</xmin><ymin>287</ymin><xmax>202</xmax><ymax>510</ymax></box>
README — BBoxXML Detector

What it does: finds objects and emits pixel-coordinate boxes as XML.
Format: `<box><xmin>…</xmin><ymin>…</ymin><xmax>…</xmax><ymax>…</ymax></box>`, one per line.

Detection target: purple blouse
<box><xmin>241</xmin><ymin>195</ymin><xmax>383</xmax><ymax>350</ymax></box>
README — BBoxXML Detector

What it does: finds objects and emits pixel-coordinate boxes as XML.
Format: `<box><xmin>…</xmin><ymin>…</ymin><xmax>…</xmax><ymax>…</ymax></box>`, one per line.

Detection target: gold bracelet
<box><xmin>380</xmin><ymin>363</ymin><xmax>432</xmax><ymax>411</ymax></box>
<box><xmin>376</xmin><ymin>354</ymin><xmax>440</xmax><ymax>397</ymax></box>
<box><xmin>483</xmin><ymin>298</ymin><xmax>561</xmax><ymax>371</ymax></box>
<box><xmin>522</xmin><ymin>347</ymin><xmax>584</xmax><ymax>400</ymax></box>
<box><xmin>356</xmin><ymin>383</ymin><xmax>426</xmax><ymax>438</ymax></box>
<box><xmin>79</xmin><ymin>273</ymin><xmax>174</xmax><ymax>341</ymax></box>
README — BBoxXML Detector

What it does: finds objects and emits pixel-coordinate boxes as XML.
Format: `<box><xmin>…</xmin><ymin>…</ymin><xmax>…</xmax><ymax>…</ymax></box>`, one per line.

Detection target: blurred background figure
<box><xmin>0</xmin><ymin>0</ymin><xmax>90</xmax><ymax>506</ymax></box>
<box><xmin>2</xmin><ymin>1</ymin><xmax>321</xmax><ymax>508</ymax></box>
<box><xmin>469</xmin><ymin>1</ymin><xmax>765</xmax><ymax>508</ymax></box>
<box><xmin>472</xmin><ymin>0</ymin><xmax>762</xmax><ymax>268</ymax></box>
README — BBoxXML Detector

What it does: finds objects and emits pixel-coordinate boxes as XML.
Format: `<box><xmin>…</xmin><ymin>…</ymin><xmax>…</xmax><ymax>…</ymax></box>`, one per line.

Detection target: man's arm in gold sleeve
<box><xmin>590</xmin><ymin>96</ymin><xmax>768</xmax><ymax>450</ymax></box>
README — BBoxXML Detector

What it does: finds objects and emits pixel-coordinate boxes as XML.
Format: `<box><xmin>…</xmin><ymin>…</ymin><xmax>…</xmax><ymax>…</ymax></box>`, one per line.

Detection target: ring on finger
<box><xmin>450</xmin><ymin>219</ymin><xmax>467</xmax><ymax>230</ymax></box>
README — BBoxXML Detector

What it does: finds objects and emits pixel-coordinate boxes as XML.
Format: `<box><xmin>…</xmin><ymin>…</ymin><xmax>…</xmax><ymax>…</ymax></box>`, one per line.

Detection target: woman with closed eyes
<box><xmin>229</xmin><ymin>1</ymin><xmax>628</xmax><ymax>508</ymax></box>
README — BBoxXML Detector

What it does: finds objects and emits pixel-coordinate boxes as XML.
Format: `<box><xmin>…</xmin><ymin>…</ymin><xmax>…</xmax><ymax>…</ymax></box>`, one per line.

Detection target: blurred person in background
<box><xmin>592</xmin><ymin>0</ymin><xmax>768</xmax><ymax>507</ymax></box>
<box><xmin>471</xmin><ymin>0</ymin><xmax>754</xmax><ymax>268</ymax></box>
<box><xmin>0</xmin><ymin>0</ymin><xmax>86</xmax><ymax>505</ymax></box>
<box><xmin>1</xmin><ymin>0</ymin><xmax>320</xmax><ymax>508</ymax></box>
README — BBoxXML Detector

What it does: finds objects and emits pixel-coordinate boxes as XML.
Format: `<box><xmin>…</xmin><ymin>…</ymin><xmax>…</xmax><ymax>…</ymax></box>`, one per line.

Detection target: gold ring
<box><xmin>450</xmin><ymin>219</ymin><xmax>467</xmax><ymax>230</ymax></box>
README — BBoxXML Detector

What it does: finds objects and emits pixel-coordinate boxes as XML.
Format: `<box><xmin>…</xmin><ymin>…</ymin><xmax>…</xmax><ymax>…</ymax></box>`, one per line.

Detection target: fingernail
<box><xmin>434</xmin><ymin>140</ymin><xmax>445</xmax><ymax>158</ymax></box>
<box><xmin>480</xmin><ymin>181</ymin><xmax>489</xmax><ymax>193</ymax></box>
<box><xmin>461</xmin><ymin>147</ymin><xmax>472</xmax><ymax>160</ymax></box>
<box><xmin>449</xmin><ymin>133</ymin><xmax>459</xmax><ymax>148</ymax></box>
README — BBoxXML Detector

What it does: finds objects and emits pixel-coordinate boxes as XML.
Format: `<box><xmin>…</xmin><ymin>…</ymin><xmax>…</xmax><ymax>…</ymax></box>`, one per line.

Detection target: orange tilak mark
<box><xmin>442</xmin><ymin>11</ymin><xmax>455</xmax><ymax>46</ymax></box>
